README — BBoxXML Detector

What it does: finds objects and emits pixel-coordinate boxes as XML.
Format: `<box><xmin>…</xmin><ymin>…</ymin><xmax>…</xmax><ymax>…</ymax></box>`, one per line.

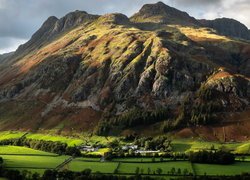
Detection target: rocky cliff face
<box><xmin>199</xmin><ymin>18</ymin><xmax>250</xmax><ymax>40</ymax></box>
<box><xmin>0</xmin><ymin>2</ymin><xmax>249</xmax><ymax>135</ymax></box>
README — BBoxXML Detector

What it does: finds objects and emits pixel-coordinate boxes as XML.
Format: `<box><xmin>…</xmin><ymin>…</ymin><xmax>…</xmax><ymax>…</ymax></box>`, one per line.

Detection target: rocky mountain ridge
<box><xmin>199</xmin><ymin>18</ymin><xmax>250</xmax><ymax>40</ymax></box>
<box><xmin>15</xmin><ymin>11</ymin><xmax>99</xmax><ymax>57</ymax></box>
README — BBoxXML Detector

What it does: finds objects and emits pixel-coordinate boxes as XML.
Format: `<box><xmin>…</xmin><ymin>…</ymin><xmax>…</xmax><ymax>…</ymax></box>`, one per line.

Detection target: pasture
<box><xmin>193</xmin><ymin>162</ymin><xmax>250</xmax><ymax>175</ymax></box>
<box><xmin>118</xmin><ymin>161</ymin><xmax>193</xmax><ymax>175</ymax></box>
<box><xmin>0</xmin><ymin>146</ymin><xmax>56</xmax><ymax>156</ymax></box>
<box><xmin>68</xmin><ymin>160</ymin><xmax>118</xmax><ymax>173</ymax></box>
<box><xmin>25</xmin><ymin>133</ymin><xmax>83</xmax><ymax>147</ymax></box>
<box><xmin>0</xmin><ymin>131</ymin><xmax>26</xmax><ymax>141</ymax></box>
<box><xmin>1</xmin><ymin>155</ymin><xmax>69</xmax><ymax>169</ymax></box>
<box><xmin>171</xmin><ymin>139</ymin><xmax>250</xmax><ymax>154</ymax></box>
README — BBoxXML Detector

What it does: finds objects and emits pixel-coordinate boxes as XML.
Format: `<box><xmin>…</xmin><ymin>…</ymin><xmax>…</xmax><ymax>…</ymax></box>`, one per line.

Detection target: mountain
<box><xmin>199</xmin><ymin>18</ymin><xmax>250</xmax><ymax>40</ymax></box>
<box><xmin>15</xmin><ymin>10</ymin><xmax>99</xmax><ymax>58</ymax></box>
<box><xmin>0</xmin><ymin>2</ymin><xmax>249</xmax><ymax>141</ymax></box>
<box><xmin>130</xmin><ymin>1</ymin><xmax>199</xmax><ymax>25</ymax></box>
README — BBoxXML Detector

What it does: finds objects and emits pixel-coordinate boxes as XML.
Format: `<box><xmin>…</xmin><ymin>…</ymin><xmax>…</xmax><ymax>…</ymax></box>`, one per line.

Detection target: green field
<box><xmin>171</xmin><ymin>139</ymin><xmax>250</xmax><ymax>154</ymax></box>
<box><xmin>68</xmin><ymin>160</ymin><xmax>118</xmax><ymax>173</ymax></box>
<box><xmin>2</xmin><ymin>155</ymin><xmax>69</xmax><ymax>169</ymax></box>
<box><xmin>0</xmin><ymin>131</ymin><xmax>26</xmax><ymax>141</ymax></box>
<box><xmin>25</xmin><ymin>133</ymin><xmax>84</xmax><ymax>147</ymax></box>
<box><xmin>235</xmin><ymin>143</ymin><xmax>250</xmax><ymax>154</ymax></box>
<box><xmin>118</xmin><ymin>161</ymin><xmax>193</xmax><ymax>174</ymax></box>
<box><xmin>0</xmin><ymin>146</ymin><xmax>56</xmax><ymax>155</ymax></box>
<box><xmin>193</xmin><ymin>162</ymin><xmax>250</xmax><ymax>175</ymax></box>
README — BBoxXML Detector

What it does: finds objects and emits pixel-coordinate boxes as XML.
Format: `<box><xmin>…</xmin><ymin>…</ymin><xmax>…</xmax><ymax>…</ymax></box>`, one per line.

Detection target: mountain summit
<box><xmin>0</xmin><ymin>2</ymin><xmax>249</xmax><ymax>140</ymax></box>
<box><xmin>130</xmin><ymin>1</ymin><xmax>199</xmax><ymax>25</ymax></box>
<box><xmin>16</xmin><ymin>11</ymin><xmax>99</xmax><ymax>56</ymax></box>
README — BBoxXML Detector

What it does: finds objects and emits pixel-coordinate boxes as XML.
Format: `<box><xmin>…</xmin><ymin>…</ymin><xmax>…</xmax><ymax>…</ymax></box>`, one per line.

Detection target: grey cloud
<box><xmin>0</xmin><ymin>37</ymin><xmax>26</xmax><ymax>54</ymax></box>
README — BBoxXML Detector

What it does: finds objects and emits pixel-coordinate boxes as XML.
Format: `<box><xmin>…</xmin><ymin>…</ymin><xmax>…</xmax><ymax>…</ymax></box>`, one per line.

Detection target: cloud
<box><xmin>0</xmin><ymin>0</ymin><xmax>249</xmax><ymax>54</ymax></box>
<box><xmin>0</xmin><ymin>37</ymin><xmax>26</xmax><ymax>54</ymax></box>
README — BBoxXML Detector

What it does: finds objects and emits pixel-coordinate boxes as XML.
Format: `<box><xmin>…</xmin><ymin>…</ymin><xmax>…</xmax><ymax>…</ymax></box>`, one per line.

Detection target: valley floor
<box><xmin>0</xmin><ymin>131</ymin><xmax>250</xmax><ymax>179</ymax></box>
<box><xmin>1</xmin><ymin>148</ymin><xmax>250</xmax><ymax>178</ymax></box>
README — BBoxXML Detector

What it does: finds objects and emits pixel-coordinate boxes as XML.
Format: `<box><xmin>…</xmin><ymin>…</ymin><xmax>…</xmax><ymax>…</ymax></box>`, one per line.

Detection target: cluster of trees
<box><xmin>134</xmin><ymin>136</ymin><xmax>172</xmax><ymax>151</ymax></box>
<box><xmin>189</xmin><ymin>88</ymin><xmax>223</xmax><ymax>126</ymax></box>
<box><xmin>189</xmin><ymin>150</ymin><xmax>235</xmax><ymax>165</ymax></box>
<box><xmin>0</xmin><ymin>168</ymin><xmax>26</xmax><ymax>180</ymax></box>
<box><xmin>0</xmin><ymin>137</ymin><xmax>81</xmax><ymax>157</ymax></box>
<box><xmin>134</xmin><ymin>167</ymin><xmax>163</xmax><ymax>175</ymax></box>
<box><xmin>95</xmin><ymin>108</ymin><xmax>170</xmax><ymax>135</ymax></box>
<box><xmin>94</xmin><ymin>136</ymin><xmax>173</xmax><ymax>158</ymax></box>
<box><xmin>162</xmin><ymin>88</ymin><xmax>224</xmax><ymax>132</ymax></box>
<box><xmin>95</xmin><ymin>86</ymin><xmax>227</xmax><ymax>135</ymax></box>
<box><xmin>42</xmin><ymin>169</ymin><xmax>157</xmax><ymax>180</ymax></box>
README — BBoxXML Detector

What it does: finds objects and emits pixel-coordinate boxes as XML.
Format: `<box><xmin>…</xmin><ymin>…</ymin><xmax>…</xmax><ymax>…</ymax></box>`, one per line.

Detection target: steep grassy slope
<box><xmin>0</xmin><ymin>2</ymin><xmax>249</xmax><ymax>139</ymax></box>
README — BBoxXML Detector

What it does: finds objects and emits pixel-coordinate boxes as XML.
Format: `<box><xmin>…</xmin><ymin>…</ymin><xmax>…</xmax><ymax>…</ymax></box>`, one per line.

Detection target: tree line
<box><xmin>0</xmin><ymin>167</ymin><xmax>157</xmax><ymax>180</ymax></box>
<box><xmin>0</xmin><ymin>137</ymin><xmax>81</xmax><ymax>157</ymax></box>
<box><xmin>95</xmin><ymin>107</ymin><xmax>171</xmax><ymax>135</ymax></box>
<box><xmin>162</xmin><ymin>87</ymin><xmax>224</xmax><ymax>132</ymax></box>
<box><xmin>189</xmin><ymin>150</ymin><xmax>235</xmax><ymax>165</ymax></box>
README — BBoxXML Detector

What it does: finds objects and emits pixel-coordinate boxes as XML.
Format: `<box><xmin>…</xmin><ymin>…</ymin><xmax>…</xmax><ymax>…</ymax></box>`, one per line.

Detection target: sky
<box><xmin>0</xmin><ymin>0</ymin><xmax>249</xmax><ymax>54</ymax></box>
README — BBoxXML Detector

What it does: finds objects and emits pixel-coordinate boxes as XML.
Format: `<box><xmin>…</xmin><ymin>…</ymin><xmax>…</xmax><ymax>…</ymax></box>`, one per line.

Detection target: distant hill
<box><xmin>0</xmin><ymin>52</ymin><xmax>14</xmax><ymax>70</ymax></box>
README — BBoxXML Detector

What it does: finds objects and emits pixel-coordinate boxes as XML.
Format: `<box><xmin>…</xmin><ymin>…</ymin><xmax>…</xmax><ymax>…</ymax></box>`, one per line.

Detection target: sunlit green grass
<box><xmin>2</xmin><ymin>155</ymin><xmax>69</xmax><ymax>169</ymax></box>
<box><xmin>118</xmin><ymin>162</ymin><xmax>193</xmax><ymax>174</ymax></box>
<box><xmin>193</xmin><ymin>162</ymin><xmax>250</xmax><ymax>175</ymax></box>
<box><xmin>235</xmin><ymin>143</ymin><xmax>250</xmax><ymax>154</ymax></box>
<box><xmin>0</xmin><ymin>146</ymin><xmax>56</xmax><ymax>156</ymax></box>
<box><xmin>171</xmin><ymin>139</ymin><xmax>248</xmax><ymax>154</ymax></box>
<box><xmin>25</xmin><ymin>133</ymin><xmax>118</xmax><ymax>147</ymax></box>
<box><xmin>68</xmin><ymin>160</ymin><xmax>118</xmax><ymax>173</ymax></box>
<box><xmin>25</xmin><ymin>133</ymin><xmax>83</xmax><ymax>147</ymax></box>
<box><xmin>0</xmin><ymin>131</ymin><xmax>26</xmax><ymax>141</ymax></box>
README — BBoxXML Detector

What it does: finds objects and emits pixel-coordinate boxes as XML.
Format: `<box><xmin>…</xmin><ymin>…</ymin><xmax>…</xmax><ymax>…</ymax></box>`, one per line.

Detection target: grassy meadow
<box><xmin>171</xmin><ymin>139</ymin><xmax>250</xmax><ymax>154</ymax></box>
<box><xmin>1</xmin><ymin>154</ymin><xmax>69</xmax><ymax>169</ymax></box>
<box><xmin>0</xmin><ymin>146</ymin><xmax>56</xmax><ymax>156</ymax></box>
<box><xmin>1</xmin><ymin>131</ymin><xmax>250</xmax><ymax>178</ymax></box>
<box><xmin>0</xmin><ymin>131</ymin><xmax>26</xmax><ymax>141</ymax></box>
<box><xmin>193</xmin><ymin>162</ymin><xmax>250</xmax><ymax>175</ymax></box>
